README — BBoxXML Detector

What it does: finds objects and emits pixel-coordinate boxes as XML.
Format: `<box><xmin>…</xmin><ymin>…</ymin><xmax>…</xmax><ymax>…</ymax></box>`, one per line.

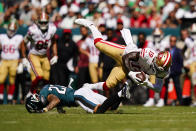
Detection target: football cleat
<box><xmin>75</xmin><ymin>18</ymin><xmax>94</xmax><ymax>27</ymax></box>
<box><xmin>37</xmin><ymin>11</ymin><xmax>49</xmax><ymax>32</ymax></box>
<box><xmin>156</xmin><ymin>99</ymin><xmax>165</xmax><ymax>107</ymax></box>
<box><xmin>121</xmin><ymin>82</ymin><xmax>131</xmax><ymax>99</ymax></box>
<box><xmin>7</xmin><ymin>21</ymin><xmax>18</xmax><ymax>38</ymax></box>
<box><xmin>143</xmin><ymin>98</ymin><xmax>154</xmax><ymax>107</ymax></box>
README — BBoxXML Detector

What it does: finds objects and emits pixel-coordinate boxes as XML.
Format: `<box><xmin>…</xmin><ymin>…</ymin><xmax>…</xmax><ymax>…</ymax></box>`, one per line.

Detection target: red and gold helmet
<box><xmin>7</xmin><ymin>21</ymin><xmax>18</xmax><ymax>37</ymax></box>
<box><xmin>37</xmin><ymin>11</ymin><xmax>49</xmax><ymax>31</ymax></box>
<box><xmin>154</xmin><ymin>51</ymin><xmax>172</xmax><ymax>71</ymax></box>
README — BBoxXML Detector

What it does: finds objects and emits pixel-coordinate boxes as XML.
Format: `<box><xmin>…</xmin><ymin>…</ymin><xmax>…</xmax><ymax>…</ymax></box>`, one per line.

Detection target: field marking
<box><xmin>2</xmin><ymin>120</ymin><xmax>18</xmax><ymax>124</ymax></box>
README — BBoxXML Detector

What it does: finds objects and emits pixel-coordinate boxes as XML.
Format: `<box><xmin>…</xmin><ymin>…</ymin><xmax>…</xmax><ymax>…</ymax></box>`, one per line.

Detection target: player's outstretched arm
<box><xmin>50</xmin><ymin>37</ymin><xmax>58</xmax><ymax>65</ymax></box>
<box><xmin>140</xmin><ymin>77</ymin><xmax>164</xmax><ymax>93</ymax></box>
<box><xmin>42</xmin><ymin>94</ymin><xmax>60</xmax><ymax>112</ymax></box>
<box><xmin>21</xmin><ymin>40</ymin><xmax>27</xmax><ymax>58</ymax></box>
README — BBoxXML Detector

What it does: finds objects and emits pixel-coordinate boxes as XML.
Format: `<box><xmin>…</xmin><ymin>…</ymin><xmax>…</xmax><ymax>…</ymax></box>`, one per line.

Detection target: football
<box><xmin>136</xmin><ymin>71</ymin><xmax>146</xmax><ymax>82</ymax></box>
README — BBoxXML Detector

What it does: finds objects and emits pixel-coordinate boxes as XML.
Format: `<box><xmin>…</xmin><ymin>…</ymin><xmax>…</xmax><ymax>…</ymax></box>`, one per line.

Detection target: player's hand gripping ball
<box><xmin>136</xmin><ymin>71</ymin><xmax>146</xmax><ymax>82</ymax></box>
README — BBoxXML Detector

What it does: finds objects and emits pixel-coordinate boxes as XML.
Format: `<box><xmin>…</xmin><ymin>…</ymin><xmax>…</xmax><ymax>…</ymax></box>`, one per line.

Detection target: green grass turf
<box><xmin>0</xmin><ymin>105</ymin><xmax>196</xmax><ymax>131</ymax></box>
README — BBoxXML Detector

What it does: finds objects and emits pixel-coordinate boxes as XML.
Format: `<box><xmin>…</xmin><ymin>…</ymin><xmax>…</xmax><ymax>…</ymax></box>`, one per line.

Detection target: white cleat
<box><xmin>156</xmin><ymin>99</ymin><xmax>165</xmax><ymax>107</ymax></box>
<box><xmin>190</xmin><ymin>102</ymin><xmax>196</xmax><ymax>107</ymax></box>
<box><xmin>75</xmin><ymin>18</ymin><xmax>94</xmax><ymax>27</ymax></box>
<box><xmin>122</xmin><ymin>82</ymin><xmax>131</xmax><ymax>99</ymax></box>
<box><xmin>143</xmin><ymin>98</ymin><xmax>154</xmax><ymax>107</ymax></box>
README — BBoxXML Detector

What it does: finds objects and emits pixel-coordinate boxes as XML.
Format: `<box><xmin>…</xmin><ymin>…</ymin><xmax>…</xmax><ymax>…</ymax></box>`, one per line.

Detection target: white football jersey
<box><xmin>147</xmin><ymin>40</ymin><xmax>169</xmax><ymax>52</ymax></box>
<box><xmin>81</xmin><ymin>37</ymin><xmax>100</xmax><ymax>63</ymax></box>
<box><xmin>124</xmin><ymin>46</ymin><xmax>157</xmax><ymax>75</ymax></box>
<box><xmin>185</xmin><ymin>37</ymin><xmax>196</xmax><ymax>63</ymax></box>
<box><xmin>0</xmin><ymin>34</ymin><xmax>23</xmax><ymax>60</ymax></box>
<box><xmin>25</xmin><ymin>23</ymin><xmax>56</xmax><ymax>55</ymax></box>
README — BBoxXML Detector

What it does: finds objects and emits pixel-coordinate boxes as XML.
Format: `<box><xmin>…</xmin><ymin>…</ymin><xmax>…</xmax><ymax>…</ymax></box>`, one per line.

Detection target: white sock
<box><xmin>0</xmin><ymin>94</ymin><xmax>3</xmax><ymax>100</ymax></box>
<box><xmin>89</xmin><ymin>82</ymin><xmax>104</xmax><ymax>90</ymax></box>
<box><xmin>118</xmin><ymin>90</ymin><xmax>122</xmax><ymax>98</ymax></box>
<box><xmin>89</xmin><ymin>25</ymin><xmax>103</xmax><ymax>39</ymax></box>
<box><xmin>8</xmin><ymin>94</ymin><xmax>13</xmax><ymax>100</ymax></box>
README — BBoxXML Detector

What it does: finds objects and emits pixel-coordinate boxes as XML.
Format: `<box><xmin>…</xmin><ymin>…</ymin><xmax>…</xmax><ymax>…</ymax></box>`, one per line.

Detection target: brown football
<box><xmin>136</xmin><ymin>71</ymin><xmax>146</xmax><ymax>82</ymax></box>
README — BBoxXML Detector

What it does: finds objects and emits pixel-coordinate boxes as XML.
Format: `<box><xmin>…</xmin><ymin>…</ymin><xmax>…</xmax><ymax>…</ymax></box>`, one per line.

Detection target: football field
<box><xmin>0</xmin><ymin>105</ymin><xmax>196</xmax><ymax>131</ymax></box>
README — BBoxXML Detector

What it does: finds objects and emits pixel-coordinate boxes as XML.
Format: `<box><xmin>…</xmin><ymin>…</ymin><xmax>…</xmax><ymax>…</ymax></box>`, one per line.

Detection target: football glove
<box><xmin>50</xmin><ymin>56</ymin><xmax>58</xmax><ymax>65</ymax></box>
<box><xmin>128</xmin><ymin>71</ymin><xmax>143</xmax><ymax>85</ymax></box>
<box><xmin>22</xmin><ymin>58</ymin><xmax>29</xmax><ymax>67</ymax></box>
<box><xmin>17</xmin><ymin>62</ymin><xmax>24</xmax><ymax>74</ymax></box>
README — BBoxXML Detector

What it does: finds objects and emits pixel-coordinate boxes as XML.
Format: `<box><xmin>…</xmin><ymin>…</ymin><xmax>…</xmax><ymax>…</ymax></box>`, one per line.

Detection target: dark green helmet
<box><xmin>25</xmin><ymin>94</ymin><xmax>43</xmax><ymax>113</ymax></box>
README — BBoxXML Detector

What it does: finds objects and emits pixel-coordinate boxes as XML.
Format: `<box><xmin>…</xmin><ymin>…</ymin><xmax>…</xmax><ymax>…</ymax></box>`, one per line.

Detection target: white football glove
<box><xmin>128</xmin><ymin>71</ymin><xmax>143</xmax><ymax>85</ymax></box>
<box><xmin>50</xmin><ymin>56</ymin><xmax>58</xmax><ymax>65</ymax></box>
<box><xmin>17</xmin><ymin>62</ymin><xmax>24</xmax><ymax>74</ymax></box>
<box><xmin>22</xmin><ymin>58</ymin><xmax>29</xmax><ymax>67</ymax></box>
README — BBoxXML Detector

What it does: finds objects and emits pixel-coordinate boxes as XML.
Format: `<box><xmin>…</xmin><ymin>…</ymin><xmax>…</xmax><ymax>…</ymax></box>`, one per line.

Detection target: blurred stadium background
<box><xmin>1</xmin><ymin>0</ymin><xmax>196</xmax><ymax>130</ymax></box>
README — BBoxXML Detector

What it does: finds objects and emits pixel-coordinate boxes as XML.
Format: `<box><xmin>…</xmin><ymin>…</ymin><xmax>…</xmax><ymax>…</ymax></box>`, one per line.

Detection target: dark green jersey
<box><xmin>39</xmin><ymin>84</ymin><xmax>75</xmax><ymax>107</ymax></box>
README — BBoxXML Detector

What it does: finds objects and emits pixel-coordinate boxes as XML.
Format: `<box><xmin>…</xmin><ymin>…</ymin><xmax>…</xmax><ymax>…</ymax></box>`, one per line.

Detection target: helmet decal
<box><xmin>163</xmin><ymin>51</ymin><xmax>171</xmax><ymax>67</ymax></box>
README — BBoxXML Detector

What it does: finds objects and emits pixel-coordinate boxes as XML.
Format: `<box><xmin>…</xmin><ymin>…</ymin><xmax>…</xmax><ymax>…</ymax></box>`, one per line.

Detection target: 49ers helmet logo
<box><xmin>155</xmin><ymin>51</ymin><xmax>172</xmax><ymax>71</ymax></box>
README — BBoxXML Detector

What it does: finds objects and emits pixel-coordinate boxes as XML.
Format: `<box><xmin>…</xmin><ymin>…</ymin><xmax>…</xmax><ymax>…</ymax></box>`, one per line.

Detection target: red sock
<box><xmin>94</xmin><ymin>38</ymin><xmax>103</xmax><ymax>45</ymax></box>
<box><xmin>93</xmin><ymin>90</ymin><xmax>99</xmax><ymax>93</ymax></box>
<box><xmin>8</xmin><ymin>84</ymin><xmax>15</xmax><ymax>95</ymax></box>
<box><xmin>8</xmin><ymin>84</ymin><xmax>15</xmax><ymax>100</ymax></box>
<box><xmin>103</xmin><ymin>82</ymin><xmax>109</xmax><ymax>91</ymax></box>
<box><xmin>31</xmin><ymin>76</ymin><xmax>43</xmax><ymax>93</ymax></box>
<box><xmin>0</xmin><ymin>84</ymin><xmax>4</xmax><ymax>100</ymax></box>
<box><xmin>149</xmin><ymin>89</ymin><xmax>155</xmax><ymax>98</ymax></box>
<box><xmin>0</xmin><ymin>84</ymin><xmax>4</xmax><ymax>94</ymax></box>
<box><xmin>160</xmin><ymin>86</ymin><xmax>166</xmax><ymax>99</ymax></box>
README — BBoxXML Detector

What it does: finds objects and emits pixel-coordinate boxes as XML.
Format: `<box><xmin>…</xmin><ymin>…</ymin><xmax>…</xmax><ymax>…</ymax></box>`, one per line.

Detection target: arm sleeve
<box><xmin>145</xmin><ymin>77</ymin><xmax>164</xmax><ymax>92</ymax></box>
<box><xmin>73</xmin><ymin>42</ymin><xmax>78</xmax><ymax>67</ymax></box>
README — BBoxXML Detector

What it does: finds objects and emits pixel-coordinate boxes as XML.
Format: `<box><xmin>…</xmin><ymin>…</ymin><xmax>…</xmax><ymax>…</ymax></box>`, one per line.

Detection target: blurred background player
<box><xmin>76</xmin><ymin>26</ymin><xmax>91</xmax><ymax>88</ymax></box>
<box><xmin>50</xmin><ymin>29</ymin><xmax>78</xmax><ymax>87</ymax></box>
<box><xmin>144</xmin><ymin>28</ymin><xmax>170</xmax><ymax>107</ymax></box>
<box><xmin>0</xmin><ymin>21</ymin><xmax>23</xmax><ymax>104</ymax></box>
<box><xmin>183</xmin><ymin>27</ymin><xmax>196</xmax><ymax>106</ymax></box>
<box><xmin>21</xmin><ymin>11</ymin><xmax>57</xmax><ymax>93</ymax></box>
<box><xmin>80</xmin><ymin>29</ymin><xmax>100</xmax><ymax>84</ymax></box>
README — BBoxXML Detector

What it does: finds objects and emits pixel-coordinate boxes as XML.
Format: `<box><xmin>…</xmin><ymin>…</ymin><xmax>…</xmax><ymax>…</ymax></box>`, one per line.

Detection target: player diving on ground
<box><xmin>74</xmin><ymin>19</ymin><xmax>172</xmax><ymax>113</ymax></box>
<box><xmin>25</xmin><ymin>83</ymin><xmax>120</xmax><ymax>114</ymax></box>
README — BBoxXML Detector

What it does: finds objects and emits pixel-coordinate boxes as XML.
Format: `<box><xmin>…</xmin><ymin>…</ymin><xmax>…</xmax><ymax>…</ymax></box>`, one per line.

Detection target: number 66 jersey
<box><xmin>25</xmin><ymin>23</ymin><xmax>56</xmax><ymax>55</ymax></box>
<box><xmin>0</xmin><ymin>34</ymin><xmax>23</xmax><ymax>60</ymax></box>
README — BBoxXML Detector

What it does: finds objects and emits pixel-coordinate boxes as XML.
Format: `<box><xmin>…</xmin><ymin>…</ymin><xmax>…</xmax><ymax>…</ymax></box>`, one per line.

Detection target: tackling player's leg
<box><xmin>75</xmin><ymin>19</ymin><xmax>127</xmax><ymax>91</ymax></box>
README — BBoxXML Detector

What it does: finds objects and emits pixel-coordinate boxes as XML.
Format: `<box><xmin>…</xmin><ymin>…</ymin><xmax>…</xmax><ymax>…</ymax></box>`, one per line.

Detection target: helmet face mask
<box><xmin>7</xmin><ymin>22</ymin><xmax>17</xmax><ymax>37</ymax></box>
<box><xmin>25</xmin><ymin>94</ymin><xmax>43</xmax><ymax>113</ymax></box>
<box><xmin>37</xmin><ymin>12</ymin><xmax>49</xmax><ymax>32</ymax></box>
